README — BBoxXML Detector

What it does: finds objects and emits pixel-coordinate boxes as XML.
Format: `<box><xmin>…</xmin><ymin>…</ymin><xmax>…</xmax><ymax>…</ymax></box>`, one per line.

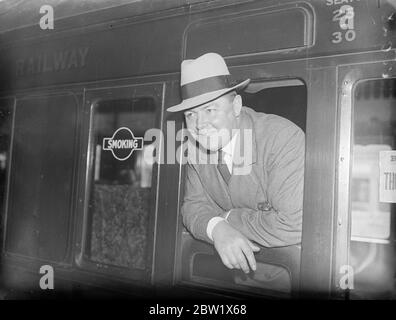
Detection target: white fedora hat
<box><xmin>167</xmin><ymin>52</ymin><xmax>250</xmax><ymax>112</ymax></box>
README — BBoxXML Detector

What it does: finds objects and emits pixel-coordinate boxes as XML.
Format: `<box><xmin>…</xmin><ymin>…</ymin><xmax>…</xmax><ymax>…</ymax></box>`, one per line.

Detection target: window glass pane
<box><xmin>87</xmin><ymin>97</ymin><xmax>157</xmax><ymax>270</ymax></box>
<box><xmin>350</xmin><ymin>79</ymin><xmax>396</xmax><ymax>298</ymax></box>
<box><xmin>5</xmin><ymin>95</ymin><xmax>77</xmax><ymax>261</ymax></box>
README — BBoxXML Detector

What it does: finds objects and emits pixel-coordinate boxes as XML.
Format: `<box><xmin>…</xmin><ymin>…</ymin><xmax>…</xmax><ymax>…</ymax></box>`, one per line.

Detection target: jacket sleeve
<box><xmin>181</xmin><ymin>164</ymin><xmax>223</xmax><ymax>243</ymax></box>
<box><xmin>226</xmin><ymin>125</ymin><xmax>305</xmax><ymax>247</ymax></box>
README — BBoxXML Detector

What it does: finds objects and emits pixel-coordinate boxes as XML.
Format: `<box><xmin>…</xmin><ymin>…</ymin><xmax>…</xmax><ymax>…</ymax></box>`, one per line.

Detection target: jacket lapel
<box><xmin>233</xmin><ymin>108</ymin><xmax>257</xmax><ymax>175</ymax></box>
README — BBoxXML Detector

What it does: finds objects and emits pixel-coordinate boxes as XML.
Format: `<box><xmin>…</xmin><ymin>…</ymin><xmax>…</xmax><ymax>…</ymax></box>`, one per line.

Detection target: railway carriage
<box><xmin>0</xmin><ymin>0</ymin><xmax>395</xmax><ymax>299</ymax></box>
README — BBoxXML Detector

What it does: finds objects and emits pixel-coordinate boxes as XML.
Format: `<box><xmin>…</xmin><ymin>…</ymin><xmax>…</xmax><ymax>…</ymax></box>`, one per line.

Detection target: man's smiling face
<box><xmin>184</xmin><ymin>92</ymin><xmax>242</xmax><ymax>151</ymax></box>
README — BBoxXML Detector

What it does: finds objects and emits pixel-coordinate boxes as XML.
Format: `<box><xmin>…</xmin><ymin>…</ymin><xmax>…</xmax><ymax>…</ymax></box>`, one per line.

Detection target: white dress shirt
<box><xmin>206</xmin><ymin>132</ymin><xmax>238</xmax><ymax>240</ymax></box>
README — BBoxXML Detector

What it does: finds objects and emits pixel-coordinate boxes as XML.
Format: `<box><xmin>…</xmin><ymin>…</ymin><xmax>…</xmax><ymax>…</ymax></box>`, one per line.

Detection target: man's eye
<box><xmin>206</xmin><ymin>108</ymin><xmax>216</xmax><ymax>113</ymax></box>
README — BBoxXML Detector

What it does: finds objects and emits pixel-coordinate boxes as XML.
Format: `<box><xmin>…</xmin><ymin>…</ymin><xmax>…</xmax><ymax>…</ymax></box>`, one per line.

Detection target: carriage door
<box><xmin>336</xmin><ymin>61</ymin><xmax>396</xmax><ymax>299</ymax></box>
<box><xmin>175</xmin><ymin>1</ymin><xmax>315</xmax><ymax>298</ymax></box>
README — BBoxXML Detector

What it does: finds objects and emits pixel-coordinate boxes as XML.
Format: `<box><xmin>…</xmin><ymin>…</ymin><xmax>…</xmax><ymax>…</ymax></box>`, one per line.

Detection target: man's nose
<box><xmin>196</xmin><ymin>110</ymin><xmax>209</xmax><ymax>130</ymax></box>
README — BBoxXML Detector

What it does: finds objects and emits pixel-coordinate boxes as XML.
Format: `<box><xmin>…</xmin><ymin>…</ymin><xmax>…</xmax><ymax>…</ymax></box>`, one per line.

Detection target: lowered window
<box><xmin>180</xmin><ymin>79</ymin><xmax>307</xmax><ymax>297</ymax></box>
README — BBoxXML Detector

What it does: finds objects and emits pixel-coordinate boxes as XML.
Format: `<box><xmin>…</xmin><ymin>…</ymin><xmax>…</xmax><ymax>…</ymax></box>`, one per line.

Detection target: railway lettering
<box><xmin>15</xmin><ymin>46</ymin><xmax>89</xmax><ymax>77</ymax></box>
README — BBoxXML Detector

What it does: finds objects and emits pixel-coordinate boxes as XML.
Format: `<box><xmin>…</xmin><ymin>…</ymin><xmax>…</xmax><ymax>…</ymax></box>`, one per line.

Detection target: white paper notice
<box><xmin>379</xmin><ymin>150</ymin><xmax>396</xmax><ymax>203</ymax></box>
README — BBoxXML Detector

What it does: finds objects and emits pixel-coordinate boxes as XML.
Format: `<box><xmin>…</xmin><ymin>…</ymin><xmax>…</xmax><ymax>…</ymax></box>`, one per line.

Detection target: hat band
<box><xmin>181</xmin><ymin>75</ymin><xmax>231</xmax><ymax>100</ymax></box>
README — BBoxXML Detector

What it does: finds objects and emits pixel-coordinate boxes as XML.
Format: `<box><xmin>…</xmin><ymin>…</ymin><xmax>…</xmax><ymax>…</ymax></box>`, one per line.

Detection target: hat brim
<box><xmin>167</xmin><ymin>78</ymin><xmax>250</xmax><ymax>112</ymax></box>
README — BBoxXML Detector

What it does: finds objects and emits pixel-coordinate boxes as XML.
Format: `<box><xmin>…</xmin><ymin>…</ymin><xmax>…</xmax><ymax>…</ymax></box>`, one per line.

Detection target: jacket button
<box><xmin>258</xmin><ymin>201</ymin><xmax>272</xmax><ymax>211</ymax></box>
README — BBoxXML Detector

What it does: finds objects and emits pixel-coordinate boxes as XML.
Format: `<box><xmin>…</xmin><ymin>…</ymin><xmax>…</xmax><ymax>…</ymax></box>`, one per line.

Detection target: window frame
<box><xmin>0</xmin><ymin>96</ymin><xmax>15</xmax><ymax>256</ymax></box>
<box><xmin>75</xmin><ymin>83</ymin><xmax>164</xmax><ymax>283</ymax></box>
<box><xmin>174</xmin><ymin>72</ymin><xmax>310</xmax><ymax>298</ymax></box>
<box><xmin>335</xmin><ymin>61</ymin><xmax>396</xmax><ymax>298</ymax></box>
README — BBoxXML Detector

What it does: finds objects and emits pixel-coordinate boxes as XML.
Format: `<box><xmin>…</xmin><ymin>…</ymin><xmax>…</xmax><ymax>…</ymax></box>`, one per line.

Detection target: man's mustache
<box><xmin>198</xmin><ymin>131</ymin><xmax>218</xmax><ymax>137</ymax></box>
<box><xmin>189</xmin><ymin>128</ymin><xmax>218</xmax><ymax>137</ymax></box>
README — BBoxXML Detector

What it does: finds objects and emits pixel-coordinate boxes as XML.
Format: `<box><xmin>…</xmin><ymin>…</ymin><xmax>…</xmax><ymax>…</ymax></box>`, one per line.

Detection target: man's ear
<box><xmin>232</xmin><ymin>94</ymin><xmax>242</xmax><ymax>116</ymax></box>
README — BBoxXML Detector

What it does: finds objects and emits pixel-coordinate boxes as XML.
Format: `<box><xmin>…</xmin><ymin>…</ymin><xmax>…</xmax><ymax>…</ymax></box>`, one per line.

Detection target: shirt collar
<box><xmin>221</xmin><ymin>131</ymin><xmax>239</xmax><ymax>157</ymax></box>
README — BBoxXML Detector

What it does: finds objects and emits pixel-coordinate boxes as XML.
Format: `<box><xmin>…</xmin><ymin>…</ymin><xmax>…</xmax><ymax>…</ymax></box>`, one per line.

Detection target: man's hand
<box><xmin>212</xmin><ymin>220</ymin><xmax>260</xmax><ymax>274</ymax></box>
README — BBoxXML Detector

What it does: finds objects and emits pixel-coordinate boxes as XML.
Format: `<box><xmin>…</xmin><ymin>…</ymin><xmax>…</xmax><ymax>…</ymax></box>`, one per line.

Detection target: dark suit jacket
<box><xmin>181</xmin><ymin>106</ymin><xmax>305</xmax><ymax>247</ymax></box>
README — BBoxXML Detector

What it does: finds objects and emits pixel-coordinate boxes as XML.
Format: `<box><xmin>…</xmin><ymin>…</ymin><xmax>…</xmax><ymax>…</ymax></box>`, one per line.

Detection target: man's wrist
<box><xmin>206</xmin><ymin>217</ymin><xmax>226</xmax><ymax>241</ymax></box>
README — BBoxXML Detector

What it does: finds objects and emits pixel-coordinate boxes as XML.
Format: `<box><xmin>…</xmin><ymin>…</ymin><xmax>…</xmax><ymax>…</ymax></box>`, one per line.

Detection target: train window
<box><xmin>85</xmin><ymin>97</ymin><xmax>157</xmax><ymax>271</ymax></box>
<box><xmin>180</xmin><ymin>79</ymin><xmax>306</xmax><ymax>296</ymax></box>
<box><xmin>5</xmin><ymin>94</ymin><xmax>77</xmax><ymax>261</ymax></box>
<box><xmin>349</xmin><ymin>78</ymin><xmax>396</xmax><ymax>298</ymax></box>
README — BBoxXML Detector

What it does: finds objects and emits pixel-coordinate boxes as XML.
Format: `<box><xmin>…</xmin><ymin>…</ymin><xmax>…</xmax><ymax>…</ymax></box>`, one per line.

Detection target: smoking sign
<box><xmin>103</xmin><ymin>127</ymin><xmax>143</xmax><ymax>161</ymax></box>
<box><xmin>379</xmin><ymin>150</ymin><xmax>396</xmax><ymax>203</ymax></box>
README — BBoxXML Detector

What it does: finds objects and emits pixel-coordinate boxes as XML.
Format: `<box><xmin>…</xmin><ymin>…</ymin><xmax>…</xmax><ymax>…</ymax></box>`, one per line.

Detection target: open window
<box><xmin>241</xmin><ymin>79</ymin><xmax>306</xmax><ymax>132</ymax></box>
<box><xmin>178</xmin><ymin>79</ymin><xmax>307</xmax><ymax>297</ymax></box>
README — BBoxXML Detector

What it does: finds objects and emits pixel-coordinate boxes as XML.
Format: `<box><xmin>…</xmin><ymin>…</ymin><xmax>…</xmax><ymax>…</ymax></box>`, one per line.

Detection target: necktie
<box><xmin>217</xmin><ymin>150</ymin><xmax>231</xmax><ymax>184</ymax></box>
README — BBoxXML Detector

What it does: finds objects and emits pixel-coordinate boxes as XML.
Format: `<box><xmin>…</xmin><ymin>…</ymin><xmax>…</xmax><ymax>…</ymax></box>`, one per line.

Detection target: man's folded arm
<box><xmin>226</xmin><ymin>207</ymin><xmax>302</xmax><ymax>247</ymax></box>
<box><xmin>181</xmin><ymin>163</ymin><xmax>224</xmax><ymax>243</ymax></box>
<box><xmin>227</xmin><ymin>125</ymin><xmax>305</xmax><ymax>247</ymax></box>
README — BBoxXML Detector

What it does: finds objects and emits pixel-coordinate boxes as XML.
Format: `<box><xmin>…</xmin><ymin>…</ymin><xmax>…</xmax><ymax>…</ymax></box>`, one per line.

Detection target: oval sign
<box><xmin>102</xmin><ymin>127</ymin><xmax>144</xmax><ymax>161</ymax></box>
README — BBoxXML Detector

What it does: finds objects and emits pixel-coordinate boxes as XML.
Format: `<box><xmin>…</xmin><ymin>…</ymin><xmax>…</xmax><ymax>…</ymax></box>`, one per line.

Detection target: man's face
<box><xmin>184</xmin><ymin>93</ymin><xmax>241</xmax><ymax>151</ymax></box>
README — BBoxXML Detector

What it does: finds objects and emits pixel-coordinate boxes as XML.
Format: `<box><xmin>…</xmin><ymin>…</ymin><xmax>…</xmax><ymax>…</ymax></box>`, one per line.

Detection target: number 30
<box><xmin>332</xmin><ymin>30</ymin><xmax>356</xmax><ymax>44</ymax></box>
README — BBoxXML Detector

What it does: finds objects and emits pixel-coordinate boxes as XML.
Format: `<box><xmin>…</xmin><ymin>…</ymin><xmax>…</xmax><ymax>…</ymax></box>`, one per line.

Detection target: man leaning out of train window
<box><xmin>167</xmin><ymin>53</ymin><xmax>305</xmax><ymax>291</ymax></box>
